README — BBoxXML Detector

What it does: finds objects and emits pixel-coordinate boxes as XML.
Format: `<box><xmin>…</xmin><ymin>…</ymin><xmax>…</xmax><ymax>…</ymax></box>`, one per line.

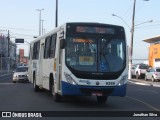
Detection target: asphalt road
<box><xmin>0</xmin><ymin>74</ymin><xmax>160</xmax><ymax>120</ymax></box>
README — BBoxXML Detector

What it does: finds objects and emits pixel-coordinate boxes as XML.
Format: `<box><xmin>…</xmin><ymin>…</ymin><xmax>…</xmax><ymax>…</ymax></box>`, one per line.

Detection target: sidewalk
<box><xmin>128</xmin><ymin>78</ymin><xmax>160</xmax><ymax>87</ymax></box>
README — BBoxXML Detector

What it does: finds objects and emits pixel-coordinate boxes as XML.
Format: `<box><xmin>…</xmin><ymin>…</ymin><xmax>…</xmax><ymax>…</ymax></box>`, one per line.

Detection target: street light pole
<box><xmin>128</xmin><ymin>0</ymin><xmax>149</xmax><ymax>79</ymax></box>
<box><xmin>55</xmin><ymin>0</ymin><xmax>58</xmax><ymax>27</ymax></box>
<box><xmin>41</xmin><ymin>20</ymin><xmax>44</xmax><ymax>35</ymax></box>
<box><xmin>112</xmin><ymin>13</ymin><xmax>152</xmax><ymax>79</ymax></box>
<box><xmin>112</xmin><ymin>0</ymin><xmax>150</xmax><ymax>79</ymax></box>
<box><xmin>36</xmin><ymin>9</ymin><xmax>44</xmax><ymax>36</ymax></box>
<box><xmin>128</xmin><ymin>0</ymin><xmax>136</xmax><ymax>79</ymax></box>
<box><xmin>112</xmin><ymin>14</ymin><xmax>131</xmax><ymax>29</ymax></box>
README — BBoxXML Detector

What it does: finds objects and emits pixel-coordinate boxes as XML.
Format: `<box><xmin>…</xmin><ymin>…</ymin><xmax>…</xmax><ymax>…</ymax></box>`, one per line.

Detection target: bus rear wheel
<box><xmin>51</xmin><ymin>83</ymin><xmax>62</xmax><ymax>102</ymax></box>
<box><xmin>33</xmin><ymin>75</ymin><xmax>40</xmax><ymax>92</ymax></box>
<box><xmin>97</xmin><ymin>96</ymin><xmax>108</xmax><ymax>103</ymax></box>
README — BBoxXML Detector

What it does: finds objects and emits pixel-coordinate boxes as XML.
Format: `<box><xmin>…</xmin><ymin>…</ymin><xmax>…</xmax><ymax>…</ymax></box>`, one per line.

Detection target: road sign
<box><xmin>15</xmin><ymin>39</ymin><xmax>24</xmax><ymax>43</ymax></box>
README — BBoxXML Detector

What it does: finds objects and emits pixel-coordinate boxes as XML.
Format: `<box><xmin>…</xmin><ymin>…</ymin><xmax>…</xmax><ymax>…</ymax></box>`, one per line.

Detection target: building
<box><xmin>10</xmin><ymin>41</ymin><xmax>17</xmax><ymax>68</ymax></box>
<box><xmin>0</xmin><ymin>35</ymin><xmax>7</xmax><ymax>69</ymax></box>
<box><xmin>143</xmin><ymin>36</ymin><xmax>160</xmax><ymax>67</ymax></box>
<box><xmin>18</xmin><ymin>49</ymin><xmax>28</xmax><ymax>65</ymax></box>
<box><xmin>0</xmin><ymin>34</ymin><xmax>17</xmax><ymax>69</ymax></box>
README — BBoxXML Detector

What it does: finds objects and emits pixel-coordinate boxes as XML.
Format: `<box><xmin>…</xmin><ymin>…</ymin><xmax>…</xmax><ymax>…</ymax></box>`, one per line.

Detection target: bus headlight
<box><xmin>117</xmin><ymin>74</ymin><xmax>127</xmax><ymax>86</ymax></box>
<box><xmin>64</xmin><ymin>72</ymin><xmax>77</xmax><ymax>85</ymax></box>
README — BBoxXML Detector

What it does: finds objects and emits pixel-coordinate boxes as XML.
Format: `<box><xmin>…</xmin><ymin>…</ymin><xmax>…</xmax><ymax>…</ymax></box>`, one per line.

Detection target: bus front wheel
<box><xmin>97</xmin><ymin>96</ymin><xmax>108</xmax><ymax>103</ymax></box>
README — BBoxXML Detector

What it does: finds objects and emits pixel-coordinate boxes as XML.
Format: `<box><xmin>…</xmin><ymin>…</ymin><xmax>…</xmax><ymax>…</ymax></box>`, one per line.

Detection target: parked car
<box><xmin>13</xmin><ymin>66</ymin><xmax>29</xmax><ymax>83</ymax></box>
<box><xmin>131</xmin><ymin>63</ymin><xmax>149</xmax><ymax>79</ymax></box>
<box><xmin>145</xmin><ymin>67</ymin><xmax>160</xmax><ymax>82</ymax></box>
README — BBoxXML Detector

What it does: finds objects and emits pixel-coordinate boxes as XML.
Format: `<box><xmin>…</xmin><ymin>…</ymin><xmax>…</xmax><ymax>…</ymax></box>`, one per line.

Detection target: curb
<box><xmin>128</xmin><ymin>80</ymin><xmax>160</xmax><ymax>87</ymax></box>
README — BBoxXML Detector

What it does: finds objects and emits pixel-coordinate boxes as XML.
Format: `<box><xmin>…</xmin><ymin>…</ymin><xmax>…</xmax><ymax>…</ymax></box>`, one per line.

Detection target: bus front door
<box><xmin>56</xmin><ymin>30</ymin><xmax>64</xmax><ymax>95</ymax></box>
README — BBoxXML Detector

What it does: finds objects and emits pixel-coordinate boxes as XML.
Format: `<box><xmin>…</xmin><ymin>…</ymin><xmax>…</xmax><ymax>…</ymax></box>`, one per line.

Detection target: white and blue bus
<box><xmin>28</xmin><ymin>22</ymin><xmax>128</xmax><ymax>103</ymax></box>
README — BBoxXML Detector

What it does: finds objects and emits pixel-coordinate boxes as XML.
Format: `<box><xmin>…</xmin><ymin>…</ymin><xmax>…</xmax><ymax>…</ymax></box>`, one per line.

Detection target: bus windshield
<box><xmin>66</xmin><ymin>35</ymin><xmax>126</xmax><ymax>73</ymax></box>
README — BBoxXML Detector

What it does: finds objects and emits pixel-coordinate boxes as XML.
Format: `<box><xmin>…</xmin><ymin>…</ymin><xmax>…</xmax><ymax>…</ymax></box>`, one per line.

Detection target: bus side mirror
<box><xmin>60</xmin><ymin>39</ymin><xmax>65</xmax><ymax>49</ymax></box>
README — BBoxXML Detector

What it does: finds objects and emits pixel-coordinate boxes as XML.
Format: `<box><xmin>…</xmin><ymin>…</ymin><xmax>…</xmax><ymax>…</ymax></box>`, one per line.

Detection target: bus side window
<box><xmin>44</xmin><ymin>36</ymin><xmax>51</xmax><ymax>59</ymax></box>
<box><xmin>32</xmin><ymin>41</ymin><xmax>40</xmax><ymax>60</ymax></box>
<box><xmin>50</xmin><ymin>34</ymin><xmax>57</xmax><ymax>58</ymax></box>
<box><xmin>36</xmin><ymin>41</ymin><xmax>40</xmax><ymax>59</ymax></box>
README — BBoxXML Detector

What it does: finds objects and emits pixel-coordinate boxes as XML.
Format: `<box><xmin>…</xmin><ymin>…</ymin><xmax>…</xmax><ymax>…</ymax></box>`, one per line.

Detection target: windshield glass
<box><xmin>66</xmin><ymin>36</ymin><xmax>125</xmax><ymax>73</ymax></box>
<box><xmin>16</xmin><ymin>67</ymin><xmax>28</xmax><ymax>72</ymax></box>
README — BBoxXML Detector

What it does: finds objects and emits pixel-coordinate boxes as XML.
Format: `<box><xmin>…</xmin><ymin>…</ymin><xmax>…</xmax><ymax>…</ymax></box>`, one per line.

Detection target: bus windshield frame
<box><xmin>65</xmin><ymin>24</ymin><xmax>126</xmax><ymax>80</ymax></box>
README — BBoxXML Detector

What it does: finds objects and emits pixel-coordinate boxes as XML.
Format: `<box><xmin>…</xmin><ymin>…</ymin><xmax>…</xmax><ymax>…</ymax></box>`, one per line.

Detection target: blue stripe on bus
<box><xmin>61</xmin><ymin>81</ymin><xmax>127</xmax><ymax>96</ymax></box>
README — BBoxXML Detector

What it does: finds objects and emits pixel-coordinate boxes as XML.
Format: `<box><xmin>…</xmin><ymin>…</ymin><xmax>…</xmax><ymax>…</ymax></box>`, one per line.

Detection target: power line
<box><xmin>123</xmin><ymin>2</ymin><xmax>133</xmax><ymax>19</ymax></box>
<box><xmin>134</xmin><ymin>23</ymin><xmax>160</xmax><ymax>29</ymax></box>
<box><xmin>0</xmin><ymin>26</ymin><xmax>38</xmax><ymax>32</ymax></box>
<box><xmin>10</xmin><ymin>32</ymin><xmax>36</xmax><ymax>37</ymax></box>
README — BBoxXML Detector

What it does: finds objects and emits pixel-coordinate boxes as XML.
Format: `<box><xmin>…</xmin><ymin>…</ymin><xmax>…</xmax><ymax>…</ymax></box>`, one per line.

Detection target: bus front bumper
<box><xmin>61</xmin><ymin>81</ymin><xmax>127</xmax><ymax>97</ymax></box>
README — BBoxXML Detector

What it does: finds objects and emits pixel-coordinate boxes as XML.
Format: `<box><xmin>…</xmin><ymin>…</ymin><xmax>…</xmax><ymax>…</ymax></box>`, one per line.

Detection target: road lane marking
<box><xmin>137</xmin><ymin>89</ymin><xmax>160</xmax><ymax>94</ymax></box>
<box><xmin>128</xmin><ymin>81</ymin><xmax>150</xmax><ymax>86</ymax></box>
<box><xmin>0</xmin><ymin>73</ymin><xmax>12</xmax><ymax>78</ymax></box>
<box><xmin>126</xmin><ymin>96</ymin><xmax>160</xmax><ymax>111</ymax></box>
<box><xmin>0</xmin><ymin>83</ymin><xmax>14</xmax><ymax>85</ymax></box>
<box><xmin>128</xmin><ymin>81</ymin><xmax>160</xmax><ymax>87</ymax></box>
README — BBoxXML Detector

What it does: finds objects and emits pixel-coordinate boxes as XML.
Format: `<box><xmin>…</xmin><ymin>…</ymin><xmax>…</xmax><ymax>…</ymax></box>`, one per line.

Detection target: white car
<box><xmin>131</xmin><ymin>63</ymin><xmax>149</xmax><ymax>79</ymax></box>
<box><xmin>13</xmin><ymin>66</ymin><xmax>29</xmax><ymax>83</ymax></box>
<box><xmin>145</xmin><ymin>67</ymin><xmax>160</xmax><ymax>82</ymax></box>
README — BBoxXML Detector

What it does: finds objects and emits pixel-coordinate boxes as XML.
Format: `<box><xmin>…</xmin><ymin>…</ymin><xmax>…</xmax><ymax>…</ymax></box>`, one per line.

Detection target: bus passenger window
<box><xmin>50</xmin><ymin>34</ymin><xmax>57</xmax><ymax>58</ymax></box>
<box><xmin>32</xmin><ymin>41</ymin><xmax>40</xmax><ymax>60</ymax></box>
<box><xmin>44</xmin><ymin>37</ymin><xmax>51</xmax><ymax>59</ymax></box>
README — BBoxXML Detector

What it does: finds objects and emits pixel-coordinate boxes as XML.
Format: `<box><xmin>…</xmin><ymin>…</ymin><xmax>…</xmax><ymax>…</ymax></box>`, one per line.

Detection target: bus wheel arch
<box><xmin>49</xmin><ymin>73</ymin><xmax>62</xmax><ymax>102</ymax></box>
<box><xmin>33</xmin><ymin>71</ymin><xmax>40</xmax><ymax>92</ymax></box>
<box><xmin>49</xmin><ymin>73</ymin><xmax>54</xmax><ymax>92</ymax></box>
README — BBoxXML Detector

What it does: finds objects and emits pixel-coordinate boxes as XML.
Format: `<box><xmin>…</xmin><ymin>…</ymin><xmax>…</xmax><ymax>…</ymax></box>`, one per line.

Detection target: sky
<box><xmin>0</xmin><ymin>0</ymin><xmax>160</xmax><ymax>61</ymax></box>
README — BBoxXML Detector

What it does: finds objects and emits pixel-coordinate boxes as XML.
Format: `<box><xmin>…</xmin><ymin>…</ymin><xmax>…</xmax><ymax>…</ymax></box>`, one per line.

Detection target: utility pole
<box><xmin>8</xmin><ymin>30</ymin><xmax>10</xmax><ymax>58</ymax></box>
<box><xmin>55</xmin><ymin>0</ymin><xmax>58</xmax><ymax>27</ymax></box>
<box><xmin>7</xmin><ymin>30</ymin><xmax>10</xmax><ymax>72</ymax></box>
<box><xmin>130</xmin><ymin>0</ymin><xmax>136</xmax><ymax>64</ymax></box>
<box><xmin>128</xmin><ymin>0</ymin><xmax>149</xmax><ymax>79</ymax></box>
<box><xmin>41</xmin><ymin>20</ymin><xmax>44</xmax><ymax>35</ymax></box>
<box><xmin>36</xmin><ymin>9</ymin><xmax>44</xmax><ymax>36</ymax></box>
<box><xmin>128</xmin><ymin>0</ymin><xmax>136</xmax><ymax>79</ymax></box>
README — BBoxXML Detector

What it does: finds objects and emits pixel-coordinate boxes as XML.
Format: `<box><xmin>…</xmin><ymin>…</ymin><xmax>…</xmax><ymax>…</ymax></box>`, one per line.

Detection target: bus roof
<box><xmin>31</xmin><ymin>22</ymin><xmax>124</xmax><ymax>44</ymax></box>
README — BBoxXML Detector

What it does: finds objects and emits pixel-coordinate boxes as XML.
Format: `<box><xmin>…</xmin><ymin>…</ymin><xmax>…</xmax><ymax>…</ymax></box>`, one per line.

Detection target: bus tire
<box><xmin>97</xmin><ymin>96</ymin><xmax>108</xmax><ymax>103</ymax></box>
<box><xmin>51</xmin><ymin>79</ymin><xmax>62</xmax><ymax>102</ymax></box>
<box><xmin>33</xmin><ymin>75</ymin><xmax>40</xmax><ymax>92</ymax></box>
<box><xmin>54</xmin><ymin>93</ymin><xmax>62</xmax><ymax>102</ymax></box>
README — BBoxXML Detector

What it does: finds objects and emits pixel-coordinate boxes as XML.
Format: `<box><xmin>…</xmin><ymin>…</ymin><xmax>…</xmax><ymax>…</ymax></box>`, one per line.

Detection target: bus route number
<box><xmin>106</xmin><ymin>82</ymin><xmax>115</xmax><ymax>86</ymax></box>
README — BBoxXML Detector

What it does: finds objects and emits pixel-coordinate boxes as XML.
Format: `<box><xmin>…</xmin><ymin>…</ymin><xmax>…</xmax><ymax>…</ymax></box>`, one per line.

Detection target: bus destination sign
<box><xmin>76</xmin><ymin>26</ymin><xmax>115</xmax><ymax>34</ymax></box>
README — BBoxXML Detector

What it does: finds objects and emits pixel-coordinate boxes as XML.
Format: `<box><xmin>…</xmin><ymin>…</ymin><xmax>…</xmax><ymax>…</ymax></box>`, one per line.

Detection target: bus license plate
<box><xmin>92</xmin><ymin>92</ymin><xmax>103</xmax><ymax>96</ymax></box>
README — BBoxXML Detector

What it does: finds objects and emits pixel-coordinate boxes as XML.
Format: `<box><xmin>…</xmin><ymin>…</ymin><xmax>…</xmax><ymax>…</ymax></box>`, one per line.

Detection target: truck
<box><xmin>131</xmin><ymin>63</ymin><xmax>149</xmax><ymax>79</ymax></box>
